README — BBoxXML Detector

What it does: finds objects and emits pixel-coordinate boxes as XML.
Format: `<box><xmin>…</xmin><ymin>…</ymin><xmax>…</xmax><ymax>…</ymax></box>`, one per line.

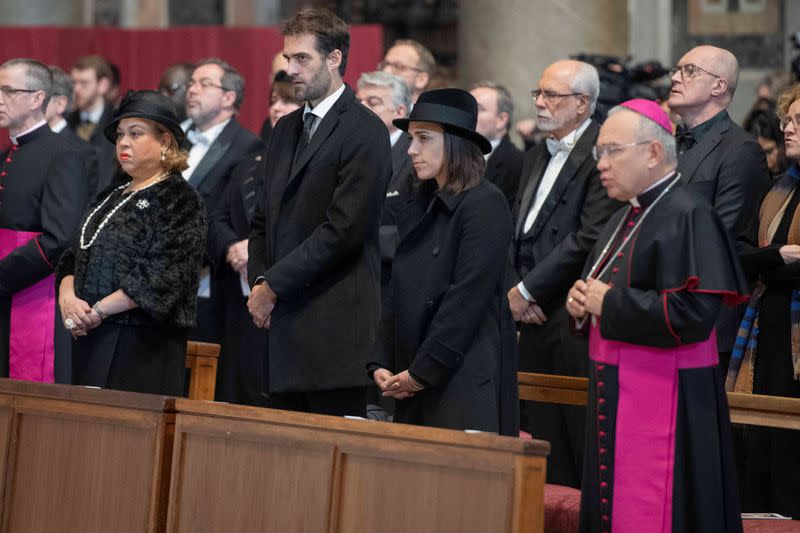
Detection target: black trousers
<box><xmin>270</xmin><ymin>386</ymin><xmax>368</xmax><ymax>418</ymax></box>
<box><xmin>519</xmin><ymin>307</ymin><xmax>588</xmax><ymax>488</ymax></box>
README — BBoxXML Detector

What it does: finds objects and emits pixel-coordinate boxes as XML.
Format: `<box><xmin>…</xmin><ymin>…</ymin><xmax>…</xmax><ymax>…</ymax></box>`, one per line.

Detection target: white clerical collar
<box><xmin>304</xmin><ymin>83</ymin><xmax>345</xmax><ymax>123</ymax></box>
<box><xmin>629</xmin><ymin>170</ymin><xmax>677</xmax><ymax>207</ymax></box>
<box><xmin>79</xmin><ymin>101</ymin><xmax>105</xmax><ymax>124</ymax></box>
<box><xmin>10</xmin><ymin>119</ymin><xmax>47</xmax><ymax>145</ymax></box>
<box><xmin>389</xmin><ymin>129</ymin><xmax>404</xmax><ymax>148</ymax></box>
<box><xmin>484</xmin><ymin>137</ymin><xmax>503</xmax><ymax>160</ymax></box>
<box><xmin>50</xmin><ymin>118</ymin><xmax>68</xmax><ymax>134</ymax></box>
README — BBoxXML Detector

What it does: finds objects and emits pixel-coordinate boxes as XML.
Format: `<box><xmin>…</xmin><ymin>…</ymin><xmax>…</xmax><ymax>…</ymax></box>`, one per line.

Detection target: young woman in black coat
<box><xmin>56</xmin><ymin>90</ymin><xmax>206</xmax><ymax>396</ymax></box>
<box><xmin>369</xmin><ymin>88</ymin><xmax>519</xmax><ymax>436</ymax></box>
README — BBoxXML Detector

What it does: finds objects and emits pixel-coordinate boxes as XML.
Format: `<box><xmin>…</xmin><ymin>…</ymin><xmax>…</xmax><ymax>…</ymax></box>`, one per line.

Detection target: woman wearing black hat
<box><xmin>368</xmin><ymin>88</ymin><xmax>518</xmax><ymax>435</ymax></box>
<box><xmin>56</xmin><ymin>90</ymin><xmax>207</xmax><ymax>395</ymax></box>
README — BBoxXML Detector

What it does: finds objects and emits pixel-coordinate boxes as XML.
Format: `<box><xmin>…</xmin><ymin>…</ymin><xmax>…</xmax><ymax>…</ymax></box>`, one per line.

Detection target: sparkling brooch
<box><xmin>136</xmin><ymin>199</ymin><xmax>150</xmax><ymax>210</ymax></box>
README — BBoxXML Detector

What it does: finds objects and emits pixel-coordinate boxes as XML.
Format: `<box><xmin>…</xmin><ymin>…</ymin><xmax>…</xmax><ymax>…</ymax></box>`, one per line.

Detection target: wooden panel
<box><xmin>167</xmin><ymin>415</ymin><xmax>335</xmax><ymax>533</ymax></box>
<box><xmin>512</xmin><ymin>455</ymin><xmax>547</xmax><ymax>533</ymax></box>
<box><xmin>336</xmin><ymin>452</ymin><xmax>512</xmax><ymax>533</ymax></box>
<box><xmin>2</xmin><ymin>399</ymin><xmax>165</xmax><ymax>533</ymax></box>
<box><xmin>518</xmin><ymin>373</ymin><xmax>588</xmax><ymax>406</ymax></box>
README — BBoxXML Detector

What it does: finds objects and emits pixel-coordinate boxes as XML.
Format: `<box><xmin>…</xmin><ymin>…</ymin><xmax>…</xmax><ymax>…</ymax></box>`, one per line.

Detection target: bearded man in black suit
<box><xmin>248</xmin><ymin>8</ymin><xmax>391</xmax><ymax>417</ymax></box>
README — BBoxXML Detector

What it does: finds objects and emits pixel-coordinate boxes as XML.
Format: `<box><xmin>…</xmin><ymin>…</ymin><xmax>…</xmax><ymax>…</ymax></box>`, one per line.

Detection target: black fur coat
<box><xmin>56</xmin><ymin>172</ymin><xmax>207</xmax><ymax>328</ymax></box>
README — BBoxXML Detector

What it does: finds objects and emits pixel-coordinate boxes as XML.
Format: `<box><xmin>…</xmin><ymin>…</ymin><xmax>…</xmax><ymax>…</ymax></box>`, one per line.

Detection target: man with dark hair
<box><xmin>380</xmin><ymin>39</ymin><xmax>435</xmax><ymax>103</ymax></box>
<box><xmin>67</xmin><ymin>54</ymin><xmax>117</xmax><ymax>193</ymax></box>
<box><xmin>158</xmin><ymin>62</ymin><xmax>194</xmax><ymax>123</ymax></box>
<box><xmin>471</xmin><ymin>81</ymin><xmax>524</xmax><ymax>206</ymax></box>
<box><xmin>0</xmin><ymin>58</ymin><xmax>91</xmax><ymax>382</ymax></box>
<box><xmin>248</xmin><ymin>8</ymin><xmax>391</xmax><ymax>416</ymax></box>
<box><xmin>181</xmin><ymin>57</ymin><xmax>264</xmax><ymax>344</ymax></box>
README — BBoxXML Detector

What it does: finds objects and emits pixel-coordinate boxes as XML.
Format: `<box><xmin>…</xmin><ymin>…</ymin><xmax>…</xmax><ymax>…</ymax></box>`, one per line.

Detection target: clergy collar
<box><xmin>10</xmin><ymin>119</ymin><xmax>49</xmax><ymax>145</ymax></box>
<box><xmin>630</xmin><ymin>170</ymin><xmax>677</xmax><ymax>208</ymax></box>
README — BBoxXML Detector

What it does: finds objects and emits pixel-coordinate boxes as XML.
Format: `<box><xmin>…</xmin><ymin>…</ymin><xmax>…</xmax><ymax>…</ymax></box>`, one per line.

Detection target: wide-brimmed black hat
<box><xmin>104</xmin><ymin>90</ymin><xmax>185</xmax><ymax>145</ymax></box>
<box><xmin>393</xmin><ymin>88</ymin><xmax>492</xmax><ymax>154</ymax></box>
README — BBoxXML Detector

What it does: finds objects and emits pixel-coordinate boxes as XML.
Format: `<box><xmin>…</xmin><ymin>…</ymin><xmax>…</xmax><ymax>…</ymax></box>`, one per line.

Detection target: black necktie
<box><xmin>293</xmin><ymin>112</ymin><xmax>317</xmax><ymax>169</ymax></box>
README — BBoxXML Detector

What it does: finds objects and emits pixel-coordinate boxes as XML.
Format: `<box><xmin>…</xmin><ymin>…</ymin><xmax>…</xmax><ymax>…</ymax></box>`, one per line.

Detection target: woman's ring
<box><xmin>64</xmin><ymin>318</ymin><xmax>76</xmax><ymax>330</ymax></box>
<box><xmin>568</xmin><ymin>297</ymin><xmax>574</xmax><ymax>303</ymax></box>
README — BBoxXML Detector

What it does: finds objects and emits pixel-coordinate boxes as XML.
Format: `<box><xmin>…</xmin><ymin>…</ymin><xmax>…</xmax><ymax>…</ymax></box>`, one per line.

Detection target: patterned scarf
<box><xmin>727</xmin><ymin>164</ymin><xmax>800</xmax><ymax>392</ymax></box>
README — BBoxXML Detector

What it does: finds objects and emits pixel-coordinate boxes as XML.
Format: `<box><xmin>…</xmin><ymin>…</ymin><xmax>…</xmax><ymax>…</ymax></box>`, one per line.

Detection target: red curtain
<box><xmin>0</xmin><ymin>25</ymin><xmax>384</xmax><ymax>136</ymax></box>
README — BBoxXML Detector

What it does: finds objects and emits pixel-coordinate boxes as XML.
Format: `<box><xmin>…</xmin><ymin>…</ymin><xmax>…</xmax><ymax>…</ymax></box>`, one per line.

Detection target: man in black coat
<box><xmin>248</xmin><ymin>8</ymin><xmax>392</xmax><ymax>416</ymax></box>
<box><xmin>669</xmin><ymin>45</ymin><xmax>771</xmax><ymax>366</ymax></box>
<box><xmin>181</xmin><ymin>58</ymin><xmax>265</xmax><ymax>343</ymax></box>
<box><xmin>0</xmin><ymin>59</ymin><xmax>91</xmax><ymax>382</ymax></box>
<box><xmin>471</xmin><ymin>81</ymin><xmax>524</xmax><ymax>206</ymax></box>
<box><xmin>67</xmin><ymin>55</ymin><xmax>117</xmax><ymax>196</ymax></box>
<box><xmin>508</xmin><ymin>60</ymin><xmax>621</xmax><ymax>487</ymax></box>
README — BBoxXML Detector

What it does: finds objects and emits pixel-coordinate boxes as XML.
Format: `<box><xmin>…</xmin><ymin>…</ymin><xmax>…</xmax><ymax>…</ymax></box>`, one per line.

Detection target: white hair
<box><xmin>570</xmin><ymin>62</ymin><xmax>600</xmax><ymax>114</ymax></box>
<box><xmin>608</xmin><ymin>105</ymin><xmax>677</xmax><ymax>165</ymax></box>
<box><xmin>357</xmin><ymin>71</ymin><xmax>411</xmax><ymax>115</ymax></box>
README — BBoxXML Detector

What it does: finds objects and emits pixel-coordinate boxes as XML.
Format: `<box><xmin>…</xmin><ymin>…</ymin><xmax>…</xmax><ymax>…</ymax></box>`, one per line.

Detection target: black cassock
<box><xmin>577</xmin><ymin>176</ymin><xmax>748</xmax><ymax>533</ymax></box>
<box><xmin>0</xmin><ymin>124</ymin><xmax>90</xmax><ymax>380</ymax></box>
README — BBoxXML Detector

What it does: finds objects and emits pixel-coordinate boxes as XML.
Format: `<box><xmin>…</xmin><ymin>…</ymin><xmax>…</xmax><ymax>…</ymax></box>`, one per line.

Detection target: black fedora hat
<box><xmin>393</xmin><ymin>88</ymin><xmax>492</xmax><ymax>154</ymax></box>
<box><xmin>104</xmin><ymin>90</ymin><xmax>185</xmax><ymax>145</ymax></box>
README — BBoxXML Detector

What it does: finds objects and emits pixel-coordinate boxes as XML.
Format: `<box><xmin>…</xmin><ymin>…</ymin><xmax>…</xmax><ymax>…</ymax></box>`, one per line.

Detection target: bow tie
<box><xmin>675</xmin><ymin>128</ymin><xmax>696</xmax><ymax>151</ymax></box>
<box><xmin>546</xmin><ymin>136</ymin><xmax>575</xmax><ymax>156</ymax></box>
<box><xmin>186</xmin><ymin>128</ymin><xmax>210</xmax><ymax>147</ymax></box>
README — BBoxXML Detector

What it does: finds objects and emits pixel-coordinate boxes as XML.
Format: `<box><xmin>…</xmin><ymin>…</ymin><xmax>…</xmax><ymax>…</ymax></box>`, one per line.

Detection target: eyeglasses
<box><xmin>378</xmin><ymin>60</ymin><xmax>423</xmax><ymax>73</ymax></box>
<box><xmin>531</xmin><ymin>89</ymin><xmax>584</xmax><ymax>103</ymax></box>
<box><xmin>185</xmin><ymin>79</ymin><xmax>227</xmax><ymax>91</ymax></box>
<box><xmin>780</xmin><ymin>113</ymin><xmax>800</xmax><ymax>132</ymax></box>
<box><xmin>0</xmin><ymin>86</ymin><xmax>39</xmax><ymax>98</ymax></box>
<box><xmin>669</xmin><ymin>63</ymin><xmax>723</xmax><ymax>80</ymax></box>
<box><xmin>592</xmin><ymin>141</ymin><xmax>652</xmax><ymax>161</ymax></box>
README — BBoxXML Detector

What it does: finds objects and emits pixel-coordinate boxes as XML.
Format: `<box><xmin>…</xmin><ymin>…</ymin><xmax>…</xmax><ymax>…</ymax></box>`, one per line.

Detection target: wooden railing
<box><xmin>518</xmin><ymin>372</ymin><xmax>800</xmax><ymax>430</ymax></box>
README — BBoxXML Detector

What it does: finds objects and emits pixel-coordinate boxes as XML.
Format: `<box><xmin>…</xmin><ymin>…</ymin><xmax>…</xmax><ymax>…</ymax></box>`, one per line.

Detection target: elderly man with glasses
<box><xmin>508</xmin><ymin>59</ymin><xmax>621</xmax><ymax>488</ymax></box>
<box><xmin>668</xmin><ymin>45</ymin><xmax>770</xmax><ymax>370</ymax></box>
<box><xmin>379</xmin><ymin>39</ymin><xmax>436</xmax><ymax>105</ymax></box>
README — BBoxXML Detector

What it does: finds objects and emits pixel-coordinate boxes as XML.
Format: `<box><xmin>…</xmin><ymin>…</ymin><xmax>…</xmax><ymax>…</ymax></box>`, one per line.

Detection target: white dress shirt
<box><xmin>50</xmin><ymin>118</ymin><xmax>68</xmax><ymax>134</ymax></box>
<box><xmin>518</xmin><ymin>117</ymin><xmax>592</xmax><ymax>302</ymax></box>
<box><xmin>389</xmin><ymin>128</ymin><xmax>404</xmax><ymax>148</ymax></box>
<box><xmin>302</xmin><ymin>83</ymin><xmax>346</xmax><ymax>138</ymax></box>
<box><xmin>79</xmin><ymin>102</ymin><xmax>104</xmax><ymax>124</ymax></box>
<box><xmin>181</xmin><ymin>118</ymin><xmax>231</xmax><ymax>181</ymax></box>
<box><xmin>484</xmin><ymin>137</ymin><xmax>502</xmax><ymax>161</ymax></box>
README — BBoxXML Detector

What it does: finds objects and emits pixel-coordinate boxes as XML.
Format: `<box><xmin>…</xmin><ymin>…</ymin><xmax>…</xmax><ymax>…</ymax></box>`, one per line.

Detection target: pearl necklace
<box><xmin>79</xmin><ymin>173</ymin><xmax>168</xmax><ymax>250</ymax></box>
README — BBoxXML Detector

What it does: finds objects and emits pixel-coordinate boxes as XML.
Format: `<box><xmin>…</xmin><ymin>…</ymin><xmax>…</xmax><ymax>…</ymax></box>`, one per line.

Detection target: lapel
<box><xmin>486</xmin><ymin>135</ymin><xmax>510</xmax><ymax>182</ymax></box>
<box><xmin>397</xmin><ymin>182</ymin><xmax>466</xmax><ymax>245</ymax></box>
<box><xmin>677</xmin><ymin>113</ymin><xmax>731</xmax><ymax>184</ymax></box>
<box><xmin>286</xmin><ymin>86</ymin><xmax>352</xmax><ymax>188</ymax></box>
<box><xmin>239</xmin><ymin>152</ymin><xmax>266</xmax><ymax>223</ymax></box>
<box><xmin>189</xmin><ymin>119</ymin><xmax>237</xmax><ymax>189</ymax></box>
<box><xmin>389</xmin><ymin>134</ymin><xmax>412</xmax><ymax>192</ymax></box>
<box><xmin>519</xmin><ymin>120</ymin><xmax>599</xmax><ymax>240</ymax></box>
<box><xmin>268</xmin><ymin>111</ymin><xmax>304</xmax><ymax>248</ymax></box>
<box><xmin>90</xmin><ymin>102</ymin><xmax>115</xmax><ymax>144</ymax></box>
<box><xmin>515</xmin><ymin>145</ymin><xmax>551</xmax><ymax>236</ymax></box>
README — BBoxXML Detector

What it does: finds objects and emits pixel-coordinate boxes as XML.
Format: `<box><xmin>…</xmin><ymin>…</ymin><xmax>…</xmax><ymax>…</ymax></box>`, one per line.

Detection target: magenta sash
<box><xmin>0</xmin><ymin>229</ymin><xmax>55</xmax><ymax>382</ymax></box>
<box><xmin>589</xmin><ymin>323</ymin><xmax>717</xmax><ymax>533</ymax></box>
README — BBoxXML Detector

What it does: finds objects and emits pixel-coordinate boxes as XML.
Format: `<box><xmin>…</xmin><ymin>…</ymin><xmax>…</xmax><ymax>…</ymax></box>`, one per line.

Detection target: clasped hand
<box><xmin>373</xmin><ymin>368</ymin><xmax>423</xmax><ymax>400</ymax></box>
<box><xmin>247</xmin><ymin>281</ymin><xmax>277</xmax><ymax>329</ymax></box>
<box><xmin>507</xmin><ymin>286</ymin><xmax>548</xmax><ymax>325</ymax></box>
<box><xmin>226</xmin><ymin>240</ymin><xmax>249</xmax><ymax>276</ymax></box>
<box><xmin>566</xmin><ymin>277</ymin><xmax>611</xmax><ymax>320</ymax></box>
<box><xmin>58</xmin><ymin>294</ymin><xmax>102</xmax><ymax>339</ymax></box>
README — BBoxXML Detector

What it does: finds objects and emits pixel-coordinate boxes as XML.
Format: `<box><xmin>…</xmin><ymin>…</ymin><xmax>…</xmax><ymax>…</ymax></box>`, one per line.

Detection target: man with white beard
<box><xmin>508</xmin><ymin>60</ymin><xmax>621</xmax><ymax>488</ymax></box>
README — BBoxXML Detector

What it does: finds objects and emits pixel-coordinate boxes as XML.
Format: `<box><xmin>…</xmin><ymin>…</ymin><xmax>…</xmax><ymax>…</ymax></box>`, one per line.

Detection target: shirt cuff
<box><xmin>517</xmin><ymin>281</ymin><xmax>534</xmax><ymax>302</ymax></box>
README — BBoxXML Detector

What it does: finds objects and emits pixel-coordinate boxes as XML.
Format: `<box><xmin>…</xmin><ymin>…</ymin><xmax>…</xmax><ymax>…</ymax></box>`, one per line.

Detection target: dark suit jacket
<box><xmin>511</xmin><ymin>120</ymin><xmax>622</xmax><ymax>314</ymax></box>
<box><xmin>380</xmin><ymin>134</ymin><xmax>416</xmax><ymax>262</ymax></box>
<box><xmin>677</xmin><ymin>111</ymin><xmax>770</xmax><ymax>351</ymax></box>
<box><xmin>66</xmin><ymin>102</ymin><xmax>117</xmax><ymax>195</ymax></box>
<box><xmin>56</xmin><ymin>124</ymin><xmax>100</xmax><ymax>201</ymax></box>
<box><xmin>184</xmin><ymin>118</ymin><xmax>265</xmax><ymax>218</ymax></box>
<box><xmin>485</xmin><ymin>134</ymin><xmax>524</xmax><ymax>206</ymax></box>
<box><xmin>249</xmin><ymin>85</ymin><xmax>392</xmax><ymax>393</ymax></box>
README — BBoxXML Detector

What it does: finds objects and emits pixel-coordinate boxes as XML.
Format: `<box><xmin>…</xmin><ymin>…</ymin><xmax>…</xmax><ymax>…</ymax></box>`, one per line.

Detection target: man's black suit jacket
<box><xmin>677</xmin><ymin>111</ymin><xmax>770</xmax><ymax>351</ymax></box>
<box><xmin>184</xmin><ymin>118</ymin><xmax>265</xmax><ymax>218</ymax></box>
<box><xmin>66</xmin><ymin>102</ymin><xmax>117</xmax><ymax>196</ymax></box>
<box><xmin>510</xmin><ymin>120</ymin><xmax>621</xmax><ymax>314</ymax></box>
<box><xmin>249</xmin><ymin>85</ymin><xmax>392</xmax><ymax>393</ymax></box>
<box><xmin>485</xmin><ymin>134</ymin><xmax>524</xmax><ymax>206</ymax></box>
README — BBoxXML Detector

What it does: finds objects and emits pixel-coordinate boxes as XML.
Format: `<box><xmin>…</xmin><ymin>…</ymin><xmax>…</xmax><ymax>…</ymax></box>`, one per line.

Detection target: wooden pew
<box><xmin>184</xmin><ymin>341</ymin><xmax>220</xmax><ymax>401</ymax></box>
<box><xmin>518</xmin><ymin>371</ymin><xmax>800</xmax><ymax>431</ymax></box>
<box><xmin>0</xmin><ymin>380</ymin><xmax>175</xmax><ymax>533</ymax></box>
<box><xmin>166</xmin><ymin>399</ymin><xmax>550</xmax><ymax>533</ymax></box>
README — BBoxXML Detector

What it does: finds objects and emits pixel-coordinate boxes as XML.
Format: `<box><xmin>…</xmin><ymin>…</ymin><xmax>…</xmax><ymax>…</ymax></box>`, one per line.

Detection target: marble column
<box><xmin>459</xmin><ymin>0</ymin><xmax>629</xmax><ymax>128</ymax></box>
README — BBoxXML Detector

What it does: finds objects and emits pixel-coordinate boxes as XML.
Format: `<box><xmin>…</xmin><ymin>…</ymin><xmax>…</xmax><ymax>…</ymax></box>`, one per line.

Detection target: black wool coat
<box><xmin>485</xmin><ymin>134</ymin><xmax>524</xmax><ymax>207</ymax></box>
<box><xmin>249</xmin><ymin>85</ymin><xmax>392</xmax><ymax>393</ymax></box>
<box><xmin>373</xmin><ymin>180</ymin><xmax>519</xmax><ymax>436</ymax></box>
